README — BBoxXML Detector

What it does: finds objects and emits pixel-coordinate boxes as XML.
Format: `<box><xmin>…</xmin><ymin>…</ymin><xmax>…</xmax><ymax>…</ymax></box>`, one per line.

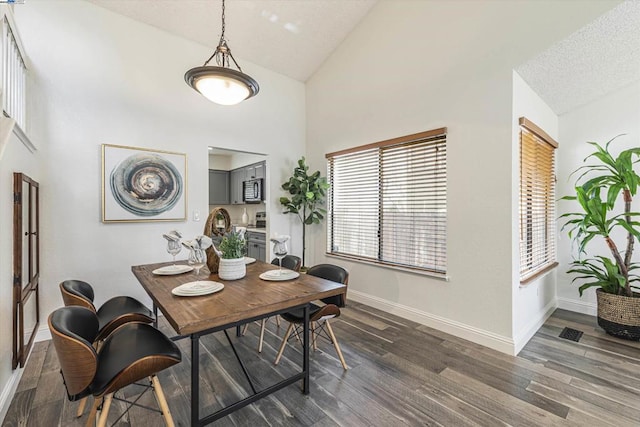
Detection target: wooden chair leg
<box><xmin>311</xmin><ymin>321</ymin><xmax>318</xmax><ymax>351</ymax></box>
<box><xmin>325</xmin><ymin>320</ymin><xmax>348</xmax><ymax>370</ymax></box>
<box><xmin>85</xmin><ymin>396</ymin><xmax>101</xmax><ymax>427</ymax></box>
<box><xmin>96</xmin><ymin>394</ymin><xmax>112</xmax><ymax>427</ymax></box>
<box><xmin>274</xmin><ymin>323</ymin><xmax>294</xmax><ymax>365</ymax></box>
<box><xmin>241</xmin><ymin>323</ymin><xmax>249</xmax><ymax>336</ymax></box>
<box><xmin>76</xmin><ymin>396</ymin><xmax>88</xmax><ymax>418</ymax></box>
<box><xmin>275</xmin><ymin>316</ymin><xmax>281</xmax><ymax>327</ymax></box>
<box><xmin>258</xmin><ymin>318</ymin><xmax>267</xmax><ymax>353</ymax></box>
<box><xmin>151</xmin><ymin>375</ymin><xmax>175</xmax><ymax>427</ymax></box>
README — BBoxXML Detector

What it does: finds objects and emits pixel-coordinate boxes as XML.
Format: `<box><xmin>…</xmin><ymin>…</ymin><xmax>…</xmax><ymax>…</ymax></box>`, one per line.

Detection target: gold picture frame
<box><xmin>102</xmin><ymin>144</ymin><xmax>187</xmax><ymax>223</ymax></box>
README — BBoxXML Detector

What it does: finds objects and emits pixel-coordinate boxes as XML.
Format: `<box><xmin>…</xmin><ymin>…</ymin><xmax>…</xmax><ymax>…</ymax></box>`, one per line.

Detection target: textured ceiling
<box><xmin>516</xmin><ymin>0</ymin><xmax>640</xmax><ymax>115</ymax></box>
<box><xmin>86</xmin><ymin>0</ymin><xmax>377</xmax><ymax>82</ymax></box>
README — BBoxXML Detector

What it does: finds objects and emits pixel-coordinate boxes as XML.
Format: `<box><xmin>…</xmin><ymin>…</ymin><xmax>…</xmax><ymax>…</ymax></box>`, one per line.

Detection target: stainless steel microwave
<box><xmin>243</xmin><ymin>178</ymin><xmax>263</xmax><ymax>203</ymax></box>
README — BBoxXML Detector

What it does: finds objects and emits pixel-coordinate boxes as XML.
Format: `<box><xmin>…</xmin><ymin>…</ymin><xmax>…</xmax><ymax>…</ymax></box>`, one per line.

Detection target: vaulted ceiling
<box><xmin>87</xmin><ymin>0</ymin><xmax>638</xmax><ymax>115</ymax></box>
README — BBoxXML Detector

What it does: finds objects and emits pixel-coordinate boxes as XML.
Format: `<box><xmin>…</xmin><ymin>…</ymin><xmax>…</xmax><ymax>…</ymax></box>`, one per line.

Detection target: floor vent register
<box><xmin>559</xmin><ymin>327</ymin><xmax>583</xmax><ymax>342</ymax></box>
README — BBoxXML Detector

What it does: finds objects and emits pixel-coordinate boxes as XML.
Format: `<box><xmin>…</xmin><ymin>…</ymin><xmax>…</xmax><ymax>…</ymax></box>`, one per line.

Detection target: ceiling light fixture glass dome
<box><xmin>185</xmin><ymin>0</ymin><xmax>259</xmax><ymax>106</ymax></box>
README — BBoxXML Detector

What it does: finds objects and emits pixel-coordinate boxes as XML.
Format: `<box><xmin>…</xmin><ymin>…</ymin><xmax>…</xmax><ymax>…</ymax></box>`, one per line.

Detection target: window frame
<box><xmin>326</xmin><ymin>127</ymin><xmax>448</xmax><ymax>278</ymax></box>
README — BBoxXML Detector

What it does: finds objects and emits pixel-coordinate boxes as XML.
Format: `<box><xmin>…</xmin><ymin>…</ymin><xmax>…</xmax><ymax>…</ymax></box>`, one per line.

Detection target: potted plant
<box><xmin>279</xmin><ymin>157</ymin><xmax>330</xmax><ymax>268</ymax></box>
<box><xmin>217</xmin><ymin>231</ymin><xmax>246</xmax><ymax>280</ymax></box>
<box><xmin>560</xmin><ymin>136</ymin><xmax>640</xmax><ymax>340</ymax></box>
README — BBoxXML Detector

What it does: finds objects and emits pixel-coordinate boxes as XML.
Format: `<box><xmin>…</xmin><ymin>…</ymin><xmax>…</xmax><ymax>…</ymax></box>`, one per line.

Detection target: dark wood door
<box><xmin>13</xmin><ymin>173</ymin><xmax>40</xmax><ymax>369</ymax></box>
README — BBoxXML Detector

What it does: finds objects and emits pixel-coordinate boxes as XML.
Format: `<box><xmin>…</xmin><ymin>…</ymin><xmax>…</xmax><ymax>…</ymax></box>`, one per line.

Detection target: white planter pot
<box><xmin>218</xmin><ymin>257</ymin><xmax>246</xmax><ymax>280</ymax></box>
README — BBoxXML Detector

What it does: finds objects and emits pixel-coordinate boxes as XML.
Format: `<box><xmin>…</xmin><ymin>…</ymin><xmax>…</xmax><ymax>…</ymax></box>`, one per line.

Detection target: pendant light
<box><xmin>185</xmin><ymin>0</ymin><xmax>259</xmax><ymax>106</ymax></box>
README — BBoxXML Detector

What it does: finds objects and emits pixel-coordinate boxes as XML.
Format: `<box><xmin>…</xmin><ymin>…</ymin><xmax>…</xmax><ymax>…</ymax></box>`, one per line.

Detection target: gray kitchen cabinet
<box><xmin>230</xmin><ymin>168</ymin><xmax>244</xmax><ymax>205</ymax></box>
<box><xmin>246</xmin><ymin>231</ymin><xmax>266</xmax><ymax>261</ymax></box>
<box><xmin>209</xmin><ymin>170</ymin><xmax>229</xmax><ymax>205</ymax></box>
<box><xmin>245</xmin><ymin>161</ymin><xmax>265</xmax><ymax>180</ymax></box>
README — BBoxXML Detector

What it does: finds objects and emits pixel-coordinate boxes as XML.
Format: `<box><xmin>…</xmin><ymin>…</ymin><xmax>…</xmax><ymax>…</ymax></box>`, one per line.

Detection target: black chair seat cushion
<box><xmin>281</xmin><ymin>303</ymin><xmax>341</xmax><ymax>323</ymax></box>
<box><xmin>91</xmin><ymin>323</ymin><xmax>181</xmax><ymax>396</ymax></box>
<box><xmin>95</xmin><ymin>296</ymin><xmax>154</xmax><ymax>340</ymax></box>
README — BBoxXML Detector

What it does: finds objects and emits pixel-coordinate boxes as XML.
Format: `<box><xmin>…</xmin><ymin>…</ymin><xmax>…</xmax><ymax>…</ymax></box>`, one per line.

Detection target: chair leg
<box><xmin>85</xmin><ymin>396</ymin><xmax>101</xmax><ymax>427</ymax></box>
<box><xmin>76</xmin><ymin>396</ymin><xmax>88</xmax><ymax>418</ymax></box>
<box><xmin>241</xmin><ymin>323</ymin><xmax>249</xmax><ymax>336</ymax></box>
<box><xmin>96</xmin><ymin>394</ymin><xmax>112</xmax><ymax>427</ymax></box>
<box><xmin>275</xmin><ymin>316</ymin><xmax>281</xmax><ymax>327</ymax></box>
<box><xmin>325</xmin><ymin>320</ymin><xmax>348</xmax><ymax>370</ymax></box>
<box><xmin>311</xmin><ymin>321</ymin><xmax>318</xmax><ymax>351</ymax></box>
<box><xmin>274</xmin><ymin>323</ymin><xmax>294</xmax><ymax>365</ymax></box>
<box><xmin>258</xmin><ymin>318</ymin><xmax>267</xmax><ymax>353</ymax></box>
<box><xmin>151</xmin><ymin>375</ymin><xmax>175</xmax><ymax>427</ymax></box>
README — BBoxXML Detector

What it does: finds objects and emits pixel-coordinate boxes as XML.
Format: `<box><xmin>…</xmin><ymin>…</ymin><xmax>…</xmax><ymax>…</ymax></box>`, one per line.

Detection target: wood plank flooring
<box><xmin>3</xmin><ymin>304</ymin><xmax>640</xmax><ymax>426</ymax></box>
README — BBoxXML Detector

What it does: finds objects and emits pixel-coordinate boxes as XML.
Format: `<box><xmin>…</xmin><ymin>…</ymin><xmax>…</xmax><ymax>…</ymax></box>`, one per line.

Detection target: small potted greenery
<box><xmin>560</xmin><ymin>136</ymin><xmax>640</xmax><ymax>340</ymax></box>
<box><xmin>217</xmin><ymin>231</ymin><xmax>246</xmax><ymax>280</ymax></box>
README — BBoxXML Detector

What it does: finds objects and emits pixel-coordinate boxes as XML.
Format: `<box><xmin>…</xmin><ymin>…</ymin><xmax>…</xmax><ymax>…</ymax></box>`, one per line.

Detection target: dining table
<box><xmin>131</xmin><ymin>259</ymin><xmax>347</xmax><ymax>427</ymax></box>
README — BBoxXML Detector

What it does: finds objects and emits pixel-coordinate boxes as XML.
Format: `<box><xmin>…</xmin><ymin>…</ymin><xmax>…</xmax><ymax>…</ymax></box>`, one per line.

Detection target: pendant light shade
<box><xmin>185</xmin><ymin>0</ymin><xmax>259</xmax><ymax>106</ymax></box>
<box><xmin>185</xmin><ymin>66</ymin><xmax>259</xmax><ymax>106</ymax></box>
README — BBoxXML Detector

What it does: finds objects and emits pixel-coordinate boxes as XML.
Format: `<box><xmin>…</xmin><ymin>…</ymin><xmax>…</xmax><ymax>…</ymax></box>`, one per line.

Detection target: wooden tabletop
<box><xmin>132</xmin><ymin>261</ymin><xmax>347</xmax><ymax>336</ymax></box>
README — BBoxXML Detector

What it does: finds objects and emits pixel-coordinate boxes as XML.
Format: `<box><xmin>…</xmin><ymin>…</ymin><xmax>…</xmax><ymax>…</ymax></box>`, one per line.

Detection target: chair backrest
<box><xmin>60</xmin><ymin>280</ymin><xmax>96</xmax><ymax>312</ymax></box>
<box><xmin>306</xmin><ymin>264</ymin><xmax>349</xmax><ymax>307</ymax></box>
<box><xmin>271</xmin><ymin>255</ymin><xmax>302</xmax><ymax>272</ymax></box>
<box><xmin>48</xmin><ymin>306</ymin><xmax>99</xmax><ymax>398</ymax></box>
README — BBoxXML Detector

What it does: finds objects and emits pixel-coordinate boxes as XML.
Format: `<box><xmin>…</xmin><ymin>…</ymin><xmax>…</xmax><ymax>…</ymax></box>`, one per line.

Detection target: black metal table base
<box><xmin>155</xmin><ymin>303</ymin><xmax>311</xmax><ymax>427</ymax></box>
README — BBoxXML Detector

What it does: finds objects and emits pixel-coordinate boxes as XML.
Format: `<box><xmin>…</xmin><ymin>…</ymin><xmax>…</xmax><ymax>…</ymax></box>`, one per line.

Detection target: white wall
<box><xmin>306</xmin><ymin>0</ymin><xmax>618</xmax><ymax>353</ymax></box>
<box><xmin>3</xmin><ymin>0</ymin><xmax>304</xmax><ymax>390</ymax></box>
<box><xmin>557</xmin><ymin>80</ymin><xmax>640</xmax><ymax>315</ymax></box>
<box><xmin>511</xmin><ymin>72</ymin><xmax>559</xmax><ymax>353</ymax></box>
<box><xmin>0</xmin><ymin>124</ymin><xmax>41</xmax><ymax>422</ymax></box>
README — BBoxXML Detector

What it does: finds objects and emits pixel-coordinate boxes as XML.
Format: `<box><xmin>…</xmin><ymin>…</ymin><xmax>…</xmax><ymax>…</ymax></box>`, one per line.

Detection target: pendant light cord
<box><xmin>202</xmin><ymin>0</ymin><xmax>244</xmax><ymax>72</ymax></box>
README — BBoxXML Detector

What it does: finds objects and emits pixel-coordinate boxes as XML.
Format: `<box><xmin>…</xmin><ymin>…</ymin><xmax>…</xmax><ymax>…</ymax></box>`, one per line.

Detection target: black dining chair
<box><xmin>60</xmin><ymin>279</ymin><xmax>156</xmax><ymax>417</ymax></box>
<box><xmin>59</xmin><ymin>279</ymin><xmax>154</xmax><ymax>342</ymax></box>
<box><xmin>48</xmin><ymin>306</ymin><xmax>181</xmax><ymax>427</ymax></box>
<box><xmin>241</xmin><ymin>255</ymin><xmax>303</xmax><ymax>352</ymax></box>
<box><xmin>274</xmin><ymin>263</ymin><xmax>349</xmax><ymax>369</ymax></box>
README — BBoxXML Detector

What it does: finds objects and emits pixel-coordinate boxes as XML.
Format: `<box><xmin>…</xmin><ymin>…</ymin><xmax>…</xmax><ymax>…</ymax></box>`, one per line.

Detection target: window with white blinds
<box><xmin>326</xmin><ymin>128</ymin><xmax>447</xmax><ymax>275</ymax></box>
<box><xmin>2</xmin><ymin>15</ymin><xmax>27</xmax><ymax>130</ymax></box>
<box><xmin>519</xmin><ymin>117</ymin><xmax>558</xmax><ymax>283</ymax></box>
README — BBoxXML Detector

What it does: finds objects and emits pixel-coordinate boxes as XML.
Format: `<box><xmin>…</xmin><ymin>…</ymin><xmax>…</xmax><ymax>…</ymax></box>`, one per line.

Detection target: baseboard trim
<box><xmin>35</xmin><ymin>325</ymin><xmax>51</xmax><ymax>343</ymax></box>
<box><xmin>0</xmin><ymin>366</ymin><xmax>23</xmax><ymax>424</ymax></box>
<box><xmin>513</xmin><ymin>299</ymin><xmax>557</xmax><ymax>355</ymax></box>
<box><xmin>348</xmin><ymin>290</ymin><xmax>516</xmax><ymax>355</ymax></box>
<box><xmin>557</xmin><ymin>297</ymin><xmax>597</xmax><ymax>316</ymax></box>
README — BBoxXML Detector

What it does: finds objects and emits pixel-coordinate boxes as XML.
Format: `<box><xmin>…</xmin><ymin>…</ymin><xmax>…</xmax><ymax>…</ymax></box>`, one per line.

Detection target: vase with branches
<box><xmin>279</xmin><ymin>157</ymin><xmax>330</xmax><ymax>268</ymax></box>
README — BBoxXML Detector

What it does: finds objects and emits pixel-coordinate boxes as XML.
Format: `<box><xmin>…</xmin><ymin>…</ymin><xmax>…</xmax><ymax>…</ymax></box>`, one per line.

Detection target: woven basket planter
<box><xmin>596</xmin><ymin>289</ymin><xmax>640</xmax><ymax>341</ymax></box>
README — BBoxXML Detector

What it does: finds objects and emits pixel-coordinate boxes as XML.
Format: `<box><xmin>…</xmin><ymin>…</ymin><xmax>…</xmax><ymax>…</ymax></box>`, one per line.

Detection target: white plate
<box><xmin>259</xmin><ymin>270</ymin><xmax>300</xmax><ymax>281</ymax></box>
<box><xmin>244</xmin><ymin>257</ymin><xmax>256</xmax><ymax>265</ymax></box>
<box><xmin>172</xmin><ymin>281</ymin><xmax>224</xmax><ymax>297</ymax></box>
<box><xmin>153</xmin><ymin>264</ymin><xmax>194</xmax><ymax>275</ymax></box>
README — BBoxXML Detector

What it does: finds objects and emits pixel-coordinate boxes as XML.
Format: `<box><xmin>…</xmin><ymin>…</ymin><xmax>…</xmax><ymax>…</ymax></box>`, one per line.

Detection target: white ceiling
<box><xmin>87</xmin><ymin>0</ymin><xmax>638</xmax><ymax>114</ymax></box>
<box><xmin>516</xmin><ymin>0</ymin><xmax>640</xmax><ymax>115</ymax></box>
<box><xmin>87</xmin><ymin>0</ymin><xmax>377</xmax><ymax>82</ymax></box>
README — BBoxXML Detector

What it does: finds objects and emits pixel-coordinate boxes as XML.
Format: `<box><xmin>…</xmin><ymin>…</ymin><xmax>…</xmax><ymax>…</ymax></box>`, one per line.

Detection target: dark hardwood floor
<box><xmin>3</xmin><ymin>303</ymin><xmax>640</xmax><ymax>426</ymax></box>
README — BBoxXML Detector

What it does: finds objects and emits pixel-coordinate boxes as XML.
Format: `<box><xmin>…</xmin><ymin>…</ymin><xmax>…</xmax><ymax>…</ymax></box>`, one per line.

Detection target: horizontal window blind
<box><xmin>519</xmin><ymin>117</ymin><xmax>558</xmax><ymax>282</ymax></box>
<box><xmin>2</xmin><ymin>16</ymin><xmax>27</xmax><ymax>130</ymax></box>
<box><xmin>327</xmin><ymin>128</ymin><xmax>447</xmax><ymax>275</ymax></box>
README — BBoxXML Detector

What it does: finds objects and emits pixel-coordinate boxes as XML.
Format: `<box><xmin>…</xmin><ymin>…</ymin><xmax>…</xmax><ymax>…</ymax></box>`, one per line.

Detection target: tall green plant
<box><xmin>560</xmin><ymin>136</ymin><xmax>640</xmax><ymax>297</ymax></box>
<box><xmin>279</xmin><ymin>157</ymin><xmax>330</xmax><ymax>267</ymax></box>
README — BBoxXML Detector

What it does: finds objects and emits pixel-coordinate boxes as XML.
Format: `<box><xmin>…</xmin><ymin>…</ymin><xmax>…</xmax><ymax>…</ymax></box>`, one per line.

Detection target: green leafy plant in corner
<box><xmin>219</xmin><ymin>231</ymin><xmax>246</xmax><ymax>259</ymax></box>
<box><xmin>560</xmin><ymin>136</ymin><xmax>640</xmax><ymax>297</ymax></box>
<box><xmin>279</xmin><ymin>156</ymin><xmax>330</xmax><ymax>267</ymax></box>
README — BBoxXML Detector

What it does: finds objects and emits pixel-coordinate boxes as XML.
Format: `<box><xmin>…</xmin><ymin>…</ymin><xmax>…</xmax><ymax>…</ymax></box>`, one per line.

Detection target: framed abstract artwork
<box><xmin>102</xmin><ymin>144</ymin><xmax>187</xmax><ymax>223</ymax></box>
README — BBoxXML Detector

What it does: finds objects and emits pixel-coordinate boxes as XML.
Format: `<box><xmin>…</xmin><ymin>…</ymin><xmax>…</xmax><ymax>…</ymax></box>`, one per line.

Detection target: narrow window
<box><xmin>519</xmin><ymin>117</ymin><xmax>558</xmax><ymax>283</ymax></box>
<box><xmin>2</xmin><ymin>15</ymin><xmax>27</xmax><ymax>129</ymax></box>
